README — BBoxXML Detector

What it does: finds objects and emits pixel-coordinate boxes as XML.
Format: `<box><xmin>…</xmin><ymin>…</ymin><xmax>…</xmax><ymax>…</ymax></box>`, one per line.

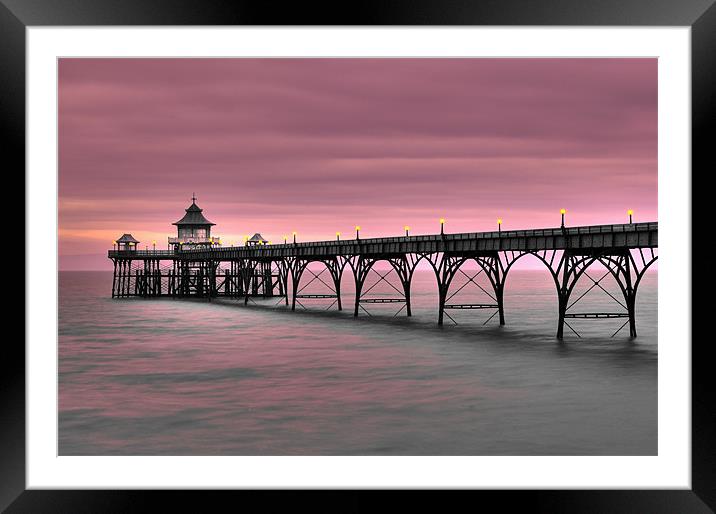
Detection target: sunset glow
<box><xmin>59</xmin><ymin>58</ymin><xmax>657</xmax><ymax>269</ymax></box>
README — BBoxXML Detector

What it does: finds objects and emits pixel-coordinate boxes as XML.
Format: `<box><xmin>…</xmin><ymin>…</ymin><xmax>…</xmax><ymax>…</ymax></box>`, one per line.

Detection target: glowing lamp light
<box><xmin>627</xmin><ymin>209</ymin><xmax>634</xmax><ymax>224</ymax></box>
<box><xmin>292</xmin><ymin>231</ymin><xmax>297</xmax><ymax>244</ymax></box>
<box><xmin>336</xmin><ymin>231</ymin><xmax>341</xmax><ymax>241</ymax></box>
<box><xmin>283</xmin><ymin>235</ymin><xmax>288</xmax><ymax>244</ymax></box>
<box><xmin>404</xmin><ymin>225</ymin><xmax>410</xmax><ymax>236</ymax></box>
<box><xmin>560</xmin><ymin>208</ymin><xmax>567</xmax><ymax>227</ymax></box>
<box><xmin>355</xmin><ymin>225</ymin><xmax>361</xmax><ymax>240</ymax></box>
<box><xmin>497</xmin><ymin>218</ymin><xmax>502</xmax><ymax>234</ymax></box>
<box><xmin>439</xmin><ymin>218</ymin><xmax>445</xmax><ymax>235</ymax></box>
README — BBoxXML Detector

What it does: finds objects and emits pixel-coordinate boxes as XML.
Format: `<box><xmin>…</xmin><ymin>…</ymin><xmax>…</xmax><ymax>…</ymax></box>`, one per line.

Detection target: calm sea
<box><xmin>59</xmin><ymin>268</ymin><xmax>657</xmax><ymax>455</ymax></box>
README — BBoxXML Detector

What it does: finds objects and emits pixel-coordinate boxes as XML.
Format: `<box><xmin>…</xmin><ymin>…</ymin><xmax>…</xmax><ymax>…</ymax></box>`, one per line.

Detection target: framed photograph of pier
<box><xmin>11</xmin><ymin>0</ymin><xmax>714</xmax><ymax>511</ymax></box>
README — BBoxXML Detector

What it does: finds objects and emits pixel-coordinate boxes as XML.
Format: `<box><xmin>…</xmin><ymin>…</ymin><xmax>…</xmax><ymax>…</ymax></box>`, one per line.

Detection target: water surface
<box><xmin>59</xmin><ymin>269</ymin><xmax>657</xmax><ymax>455</ymax></box>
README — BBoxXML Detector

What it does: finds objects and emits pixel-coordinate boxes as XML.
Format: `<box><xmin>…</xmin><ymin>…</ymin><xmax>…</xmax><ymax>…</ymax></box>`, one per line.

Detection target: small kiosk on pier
<box><xmin>169</xmin><ymin>194</ymin><xmax>220</xmax><ymax>250</ymax></box>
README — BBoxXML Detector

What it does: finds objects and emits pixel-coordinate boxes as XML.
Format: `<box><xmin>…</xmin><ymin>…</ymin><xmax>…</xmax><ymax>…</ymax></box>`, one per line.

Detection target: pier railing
<box><xmin>108</xmin><ymin>249</ymin><xmax>177</xmax><ymax>257</ymax></box>
<box><xmin>108</xmin><ymin>222</ymin><xmax>657</xmax><ymax>259</ymax></box>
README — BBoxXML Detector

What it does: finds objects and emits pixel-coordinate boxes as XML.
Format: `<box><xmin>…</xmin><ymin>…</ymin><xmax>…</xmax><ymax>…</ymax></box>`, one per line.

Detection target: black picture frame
<box><xmin>4</xmin><ymin>1</ymin><xmax>713</xmax><ymax>511</ymax></box>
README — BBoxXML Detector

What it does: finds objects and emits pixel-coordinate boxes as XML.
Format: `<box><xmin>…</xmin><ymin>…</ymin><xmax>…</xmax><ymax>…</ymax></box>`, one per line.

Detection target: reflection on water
<box><xmin>59</xmin><ymin>269</ymin><xmax>657</xmax><ymax>455</ymax></box>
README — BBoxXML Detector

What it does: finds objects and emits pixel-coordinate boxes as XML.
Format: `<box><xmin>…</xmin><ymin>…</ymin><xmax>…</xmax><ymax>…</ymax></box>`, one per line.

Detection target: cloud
<box><xmin>58</xmin><ymin>58</ymin><xmax>657</xmax><ymax>270</ymax></box>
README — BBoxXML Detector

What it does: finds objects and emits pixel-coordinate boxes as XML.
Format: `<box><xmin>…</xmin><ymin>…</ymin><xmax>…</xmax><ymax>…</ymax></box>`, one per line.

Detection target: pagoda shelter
<box><xmin>115</xmin><ymin>233</ymin><xmax>139</xmax><ymax>251</ymax></box>
<box><xmin>246</xmin><ymin>233</ymin><xmax>268</xmax><ymax>246</ymax></box>
<box><xmin>168</xmin><ymin>194</ymin><xmax>221</xmax><ymax>250</ymax></box>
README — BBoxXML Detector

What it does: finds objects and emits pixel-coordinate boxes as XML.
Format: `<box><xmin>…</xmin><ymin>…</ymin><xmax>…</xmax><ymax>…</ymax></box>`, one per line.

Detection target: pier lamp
<box><xmin>355</xmin><ymin>226</ymin><xmax>361</xmax><ymax>240</ymax></box>
<box><xmin>560</xmin><ymin>208</ymin><xmax>566</xmax><ymax>228</ymax></box>
<box><xmin>152</xmin><ymin>240</ymin><xmax>156</xmax><ymax>251</ymax></box>
<box><xmin>283</xmin><ymin>235</ymin><xmax>288</xmax><ymax>244</ymax></box>
<box><xmin>336</xmin><ymin>232</ymin><xmax>341</xmax><ymax>241</ymax></box>
<box><xmin>497</xmin><ymin>218</ymin><xmax>502</xmax><ymax>234</ymax></box>
<box><xmin>628</xmin><ymin>209</ymin><xmax>633</xmax><ymax>224</ymax></box>
<box><xmin>244</xmin><ymin>235</ymin><xmax>249</xmax><ymax>246</ymax></box>
<box><xmin>440</xmin><ymin>218</ymin><xmax>445</xmax><ymax>235</ymax></box>
<box><xmin>113</xmin><ymin>241</ymin><xmax>117</xmax><ymax>251</ymax></box>
<box><xmin>404</xmin><ymin>225</ymin><xmax>410</xmax><ymax>237</ymax></box>
<box><xmin>292</xmin><ymin>231</ymin><xmax>297</xmax><ymax>244</ymax></box>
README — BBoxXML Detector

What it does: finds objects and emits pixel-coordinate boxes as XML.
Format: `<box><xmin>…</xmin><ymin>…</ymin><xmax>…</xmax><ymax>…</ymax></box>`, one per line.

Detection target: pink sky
<box><xmin>59</xmin><ymin>58</ymin><xmax>657</xmax><ymax>270</ymax></box>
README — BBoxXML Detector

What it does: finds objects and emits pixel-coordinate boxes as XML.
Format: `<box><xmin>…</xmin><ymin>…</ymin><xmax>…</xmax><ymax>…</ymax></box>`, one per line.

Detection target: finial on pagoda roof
<box><xmin>192</xmin><ymin>192</ymin><xmax>197</xmax><ymax>203</ymax></box>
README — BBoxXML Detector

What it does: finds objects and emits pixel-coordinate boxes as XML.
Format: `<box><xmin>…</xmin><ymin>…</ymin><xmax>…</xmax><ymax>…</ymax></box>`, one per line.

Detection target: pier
<box><xmin>108</xmin><ymin>198</ymin><xmax>657</xmax><ymax>339</ymax></box>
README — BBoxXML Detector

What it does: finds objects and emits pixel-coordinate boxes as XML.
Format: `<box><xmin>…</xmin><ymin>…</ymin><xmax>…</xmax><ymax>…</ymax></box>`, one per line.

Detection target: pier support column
<box><xmin>556</xmin><ymin>293</ymin><xmax>568</xmax><ymax>340</ymax></box>
<box><xmin>111</xmin><ymin>259</ymin><xmax>118</xmax><ymax>298</ymax></box>
<box><xmin>556</xmin><ymin>251</ymin><xmax>572</xmax><ymax>340</ymax></box>
<box><xmin>278</xmin><ymin>260</ymin><xmax>289</xmax><ymax>306</ymax></box>
<box><xmin>351</xmin><ymin>257</ymin><xmax>370</xmax><ymax>317</ymax></box>
<box><xmin>627</xmin><ymin>295</ymin><xmax>637</xmax><ymax>338</ymax></box>
<box><xmin>241</xmin><ymin>259</ymin><xmax>255</xmax><ymax>305</ymax></box>
<box><xmin>353</xmin><ymin>278</ymin><xmax>362</xmax><ymax>317</ymax></box>
<box><xmin>328</xmin><ymin>257</ymin><xmax>348</xmax><ymax>312</ymax></box>
<box><xmin>208</xmin><ymin>260</ymin><xmax>217</xmax><ymax>300</ymax></box>
<box><xmin>437</xmin><ymin>283</ymin><xmax>448</xmax><ymax>326</ymax></box>
<box><xmin>481</xmin><ymin>254</ymin><xmax>506</xmax><ymax>326</ymax></box>
<box><xmin>495</xmin><ymin>283</ymin><xmax>506</xmax><ymax>326</ymax></box>
<box><xmin>290</xmin><ymin>260</ymin><xmax>307</xmax><ymax>311</ymax></box>
<box><xmin>404</xmin><ymin>281</ymin><xmax>412</xmax><ymax>317</ymax></box>
<box><xmin>388</xmin><ymin>256</ymin><xmax>412</xmax><ymax>317</ymax></box>
<box><xmin>333</xmin><ymin>274</ymin><xmax>343</xmax><ymax>311</ymax></box>
<box><xmin>622</xmin><ymin>255</ymin><xmax>637</xmax><ymax>338</ymax></box>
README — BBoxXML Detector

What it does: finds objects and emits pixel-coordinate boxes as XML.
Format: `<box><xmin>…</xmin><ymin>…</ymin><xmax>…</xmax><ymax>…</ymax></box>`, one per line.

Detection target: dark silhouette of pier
<box><xmin>109</xmin><ymin>201</ymin><xmax>657</xmax><ymax>339</ymax></box>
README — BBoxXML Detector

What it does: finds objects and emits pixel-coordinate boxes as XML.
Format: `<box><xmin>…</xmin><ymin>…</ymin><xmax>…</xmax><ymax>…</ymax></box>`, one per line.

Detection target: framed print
<box><xmin>5</xmin><ymin>0</ymin><xmax>714</xmax><ymax>511</ymax></box>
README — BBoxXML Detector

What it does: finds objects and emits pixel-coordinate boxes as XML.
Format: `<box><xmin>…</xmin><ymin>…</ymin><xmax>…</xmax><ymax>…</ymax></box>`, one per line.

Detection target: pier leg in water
<box><xmin>557</xmin><ymin>293</ymin><xmax>567</xmax><ymax>340</ymax></box>
<box><xmin>290</xmin><ymin>260</ymin><xmax>306</xmax><ymax>312</ymax></box>
<box><xmin>496</xmin><ymin>285</ymin><xmax>505</xmax><ymax>326</ymax></box>
<box><xmin>404</xmin><ymin>281</ymin><xmax>412</xmax><ymax>317</ymax></box>
<box><xmin>556</xmin><ymin>252</ymin><xmax>572</xmax><ymax>340</ymax></box>
<box><xmin>353</xmin><ymin>279</ymin><xmax>362</xmax><ymax>317</ymax></box>
<box><xmin>352</xmin><ymin>257</ymin><xmax>370</xmax><ymax>317</ymax></box>
<box><xmin>437</xmin><ymin>286</ymin><xmax>447</xmax><ymax>326</ymax></box>
<box><xmin>334</xmin><ymin>277</ymin><xmax>343</xmax><ymax>311</ymax></box>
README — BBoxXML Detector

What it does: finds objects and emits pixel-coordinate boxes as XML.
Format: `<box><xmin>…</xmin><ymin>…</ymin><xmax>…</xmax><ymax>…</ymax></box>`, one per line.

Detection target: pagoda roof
<box><xmin>249</xmin><ymin>233</ymin><xmax>268</xmax><ymax>242</ymax></box>
<box><xmin>116</xmin><ymin>233</ymin><xmax>140</xmax><ymax>243</ymax></box>
<box><xmin>173</xmin><ymin>196</ymin><xmax>215</xmax><ymax>226</ymax></box>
